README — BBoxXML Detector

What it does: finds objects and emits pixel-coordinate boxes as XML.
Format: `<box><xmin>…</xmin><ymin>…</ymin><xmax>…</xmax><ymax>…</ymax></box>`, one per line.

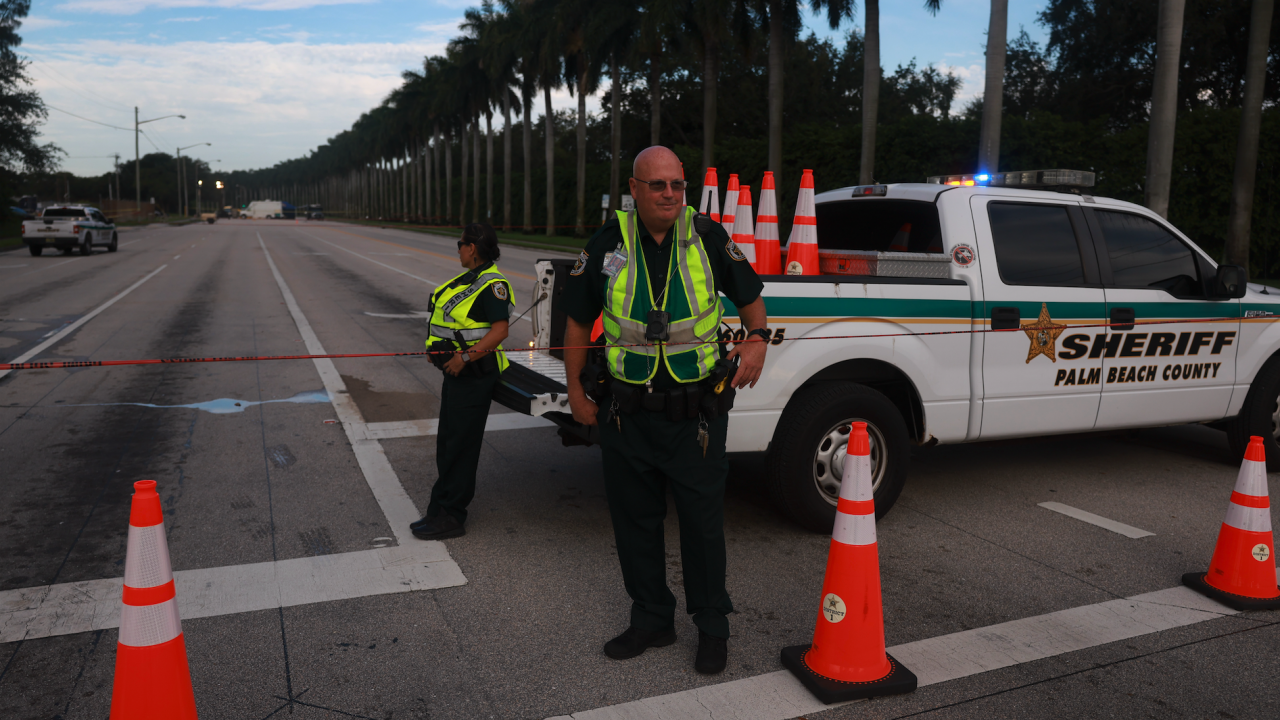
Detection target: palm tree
<box><xmin>686</xmin><ymin>0</ymin><xmax>749</xmax><ymax>174</ymax></box>
<box><xmin>1145</xmin><ymin>0</ymin><xmax>1187</xmax><ymax>218</ymax></box>
<box><xmin>976</xmin><ymin>0</ymin><xmax>1006</xmax><ymax>176</ymax></box>
<box><xmin>1225</xmin><ymin>0</ymin><xmax>1274</xmax><ymax>271</ymax></box>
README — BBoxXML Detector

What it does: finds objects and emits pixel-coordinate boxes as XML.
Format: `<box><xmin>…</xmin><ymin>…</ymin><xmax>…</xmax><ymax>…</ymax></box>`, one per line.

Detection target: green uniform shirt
<box><xmin>564</xmin><ymin>213</ymin><xmax>764</xmax><ymax>390</ymax></box>
<box><xmin>436</xmin><ymin>261</ymin><xmax>512</xmax><ymax>324</ymax></box>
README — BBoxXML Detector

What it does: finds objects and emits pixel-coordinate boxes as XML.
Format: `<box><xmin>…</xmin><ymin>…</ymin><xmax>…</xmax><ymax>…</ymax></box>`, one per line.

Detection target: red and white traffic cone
<box><xmin>887</xmin><ymin>223</ymin><xmax>912</xmax><ymax>252</ymax></box>
<box><xmin>782</xmin><ymin>423</ymin><xmax>917</xmax><ymax>703</ymax></box>
<box><xmin>680</xmin><ymin>163</ymin><xmax>687</xmax><ymax>207</ymax></box>
<box><xmin>110</xmin><ymin>480</ymin><xmax>198</xmax><ymax>719</ymax></box>
<box><xmin>721</xmin><ymin>174</ymin><xmax>740</xmax><ymax>235</ymax></box>
<box><xmin>699</xmin><ymin>167</ymin><xmax>721</xmax><ymax>223</ymax></box>
<box><xmin>754</xmin><ymin>172</ymin><xmax>782</xmax><ymax>275</ymax></box>
<box><xmin>730</xmin><ymin>185</ymin><xmax>756</xmax><ymax>268</ymax></box>
<box><xmin>785</xmin><ymin>169</ymin><xmax>819</xmax><ymax>275</ymax></box>
<box><xmin>1183</xmin><ymin>436</ymin><xmax>1280</xmax><ymax>610</ymax></box>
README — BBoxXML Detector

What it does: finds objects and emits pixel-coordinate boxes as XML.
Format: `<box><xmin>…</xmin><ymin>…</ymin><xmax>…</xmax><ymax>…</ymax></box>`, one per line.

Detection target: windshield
<box><xmin>40</xmin><ymin>208</ymin><xmax>89</xmax><ymax>218</ymax></box>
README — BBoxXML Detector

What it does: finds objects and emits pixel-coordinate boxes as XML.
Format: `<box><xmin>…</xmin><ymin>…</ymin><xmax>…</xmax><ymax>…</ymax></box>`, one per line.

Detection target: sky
<box><xmin>20</xmin><ymin>0</ymin><xmax>1052</xmax><ymax>179</ymax></box>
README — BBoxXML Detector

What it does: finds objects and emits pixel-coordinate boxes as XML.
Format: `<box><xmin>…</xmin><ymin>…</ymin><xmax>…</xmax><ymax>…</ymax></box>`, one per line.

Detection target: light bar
<box><xmin>926</xmin><ymin>169</ymin><xmax>1096</xmax><ymax>189</ymax></box>
<box><xmin>850</xmin><ymin>185</ymin><xmax>888</xmax><ymax>197</ymax></box>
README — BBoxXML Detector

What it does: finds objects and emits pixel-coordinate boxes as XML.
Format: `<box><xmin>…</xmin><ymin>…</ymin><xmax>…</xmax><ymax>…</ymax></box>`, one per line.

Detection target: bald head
<box><xmin>628</xmin><ymin>146</ymin><xmax>684</xmax><ymax>242</ymax></box>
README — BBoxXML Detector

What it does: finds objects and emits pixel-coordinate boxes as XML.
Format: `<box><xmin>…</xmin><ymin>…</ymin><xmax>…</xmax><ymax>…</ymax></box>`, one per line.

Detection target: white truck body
<box><xmin>21</xmin><ymin>206</ymin><xmax>118</xmax><ymax>257</ymax></box>
<box><xmin>499</xmin><ymin>181</ymin><xmax>1268</xmax><ymax>530</ymax></box>
<box><xmin>245</xmin><ymin>201</ymin><xmax>284</xmax><ymax>219</ymax></box>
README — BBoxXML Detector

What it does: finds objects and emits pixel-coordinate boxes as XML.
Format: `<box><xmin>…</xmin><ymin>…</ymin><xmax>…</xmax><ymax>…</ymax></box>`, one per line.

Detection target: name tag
<box><xmin>601</xmin><ymin>249</ymin><xmax>628</xmax><ymax>278</ymax></box>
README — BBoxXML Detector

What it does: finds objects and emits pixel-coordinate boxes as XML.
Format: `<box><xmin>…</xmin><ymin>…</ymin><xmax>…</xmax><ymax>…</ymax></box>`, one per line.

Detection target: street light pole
<box><xmin>134</xmin><ymin>109</ymin><xmax>186</xmax><ymax>217</ymax></box>
<box><xmin>176</xmin><ymin>142</ymin><xmax>211</xmax><ymax>217</ymax></box>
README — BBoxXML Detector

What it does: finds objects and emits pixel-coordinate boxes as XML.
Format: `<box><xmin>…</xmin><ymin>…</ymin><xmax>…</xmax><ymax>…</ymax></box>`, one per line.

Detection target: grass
<box><xmin>335</xmin><ymin>217</ymin><xmax>589</xmax><ymax>254</ymax></box>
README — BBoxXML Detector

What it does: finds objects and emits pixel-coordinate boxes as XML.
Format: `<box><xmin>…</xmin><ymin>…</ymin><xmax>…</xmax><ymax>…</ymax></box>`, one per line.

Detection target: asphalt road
<box><xmin>1</xmin><ymin>220</ymin><xmax>1277</xmax><ymax>720</ymax></box>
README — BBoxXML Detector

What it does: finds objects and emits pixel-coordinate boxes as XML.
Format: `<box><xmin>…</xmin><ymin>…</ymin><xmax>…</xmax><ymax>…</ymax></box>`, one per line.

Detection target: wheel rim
<box><xmin>812</xmin><ymin>418</ymin><xmax>887</xmax><ymax>506</ymax></box>
<box><xmin>1270</xmin><ymin>390</ymin><xmax>1280</xmax><ymax>443</ymax></box>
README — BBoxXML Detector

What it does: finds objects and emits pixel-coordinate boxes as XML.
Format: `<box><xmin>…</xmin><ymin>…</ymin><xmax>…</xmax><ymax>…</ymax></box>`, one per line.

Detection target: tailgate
<box><xmin>496</xmin><ymin>351</ymin><xmax>570</xmax><ymax>416</ymax></box>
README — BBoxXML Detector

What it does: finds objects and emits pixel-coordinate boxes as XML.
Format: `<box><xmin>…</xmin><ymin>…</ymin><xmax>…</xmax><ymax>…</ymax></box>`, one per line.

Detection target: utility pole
<box><xmin>135</xmin><ymin>108</ymin><xmax>186</xmax><ymax>218</ymax></box>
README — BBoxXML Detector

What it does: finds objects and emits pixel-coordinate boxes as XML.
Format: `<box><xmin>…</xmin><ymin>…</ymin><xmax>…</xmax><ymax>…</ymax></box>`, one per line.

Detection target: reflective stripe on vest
<box><xmin>427</xmin><ymin>265</ymin><xmax>514</xmax><ymax>372</ymax></box>
<box><xmin>602</xmin><ymin>208</ymin><xmax>722</xmax><ymax>383</ymax></box>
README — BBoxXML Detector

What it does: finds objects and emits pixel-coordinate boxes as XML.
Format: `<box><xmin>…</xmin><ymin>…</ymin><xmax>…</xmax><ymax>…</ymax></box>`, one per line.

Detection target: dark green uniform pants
<box><xmin>597</xmin><ymin>405</ymin><xmax>734</xmax><ymax>639</ymax></box>
<box><xmin>428</xmin><ymin>368</ymin><xmax>501</xmax><ymax>523</ymax></box>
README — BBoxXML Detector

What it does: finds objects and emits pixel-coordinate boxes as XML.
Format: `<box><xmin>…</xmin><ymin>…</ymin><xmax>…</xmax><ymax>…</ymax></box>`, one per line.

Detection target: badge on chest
<box><xmin>601</xmin><ymin>248</ymin><xmax>628</xmax><ymax>278</ymax></box>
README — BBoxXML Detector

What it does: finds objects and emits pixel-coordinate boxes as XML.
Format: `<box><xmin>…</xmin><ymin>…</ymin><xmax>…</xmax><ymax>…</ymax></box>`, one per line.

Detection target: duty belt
<box><xmin>609</xmin><ymin>378</ymin><xmax>736</xmax><ymax>421</ymax></box>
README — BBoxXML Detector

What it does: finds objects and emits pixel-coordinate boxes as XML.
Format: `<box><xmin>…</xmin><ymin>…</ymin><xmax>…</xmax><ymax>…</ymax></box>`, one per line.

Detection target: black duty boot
<box><xmin>603</xmin><ymin>626</ymin><xmax>677</xmax><ymax>660</ymax></box>
<box><xmin>411</xmin><ymin>514</ymin><xmax>465</xmax><ymax>540</ymax></box>
<box><xmin>695</xmin><ymin>631</ymin><xmax>727</xmax><ymax>674</ymax></box>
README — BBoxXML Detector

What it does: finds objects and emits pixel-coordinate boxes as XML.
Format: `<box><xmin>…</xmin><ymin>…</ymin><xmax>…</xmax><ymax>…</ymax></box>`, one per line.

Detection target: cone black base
<box><xmin>1182</xmin><ymin>572</ymin><xmax>1280</xmax><ymax>611</ymax></box>
<box><xmin>780</xmin><ymin>645</ymin><xmax>917</xmax><ymax>704</ymax></box>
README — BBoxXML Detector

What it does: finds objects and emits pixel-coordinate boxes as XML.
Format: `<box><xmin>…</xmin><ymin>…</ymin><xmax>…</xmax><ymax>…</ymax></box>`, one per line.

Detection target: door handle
<box><xmin>991</xmin><ymin>306</ymin><xmax>1021</xmax><ymax>330</ymax></box>
<box><xmin>1110</xmin><ymin>307</ymin><xmax>1135</xmax><ymax>332</ymax></box>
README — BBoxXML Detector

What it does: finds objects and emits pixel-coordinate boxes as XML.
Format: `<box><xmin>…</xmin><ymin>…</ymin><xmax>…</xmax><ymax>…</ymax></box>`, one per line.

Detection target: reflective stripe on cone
<box><xmin>721</xmin><ymin>174</ymin><xmax>739</xmax><ymax>235</ymax></box>
<box><xmin>731</xmin><ymin>185</ymin><xmax>756</xmax><ymax>267</ymax></box>
<box><xmin>754</xmin><ymin>172</ymin><xmax>782</xmax><ymax>275</ymax></box>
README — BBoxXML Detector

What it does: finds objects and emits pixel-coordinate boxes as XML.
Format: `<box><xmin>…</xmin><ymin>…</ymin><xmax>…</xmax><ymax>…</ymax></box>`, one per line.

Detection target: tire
<box><xmin>28</xmin><ymin>244</ymin><xmax>42</xmax><ymax>256</ymax></box>
<box><xmin>79</xmin><ymin>233</ymin><xmax>92</xmax><ymax>256</ymax></box>
<box><xmin>766</xmin><ymin>382</ymin><xmax>911</xmax><ymax>532</ymax></box>
<box><xmin>1228</xmin><ymin>355</ymin><xmax>1280</xmax><ymax>471</ymax></box>
<box><xmin>108</xmin><ymin>233</ymin><xmax>118</xmax><ymax>252</ymax></box>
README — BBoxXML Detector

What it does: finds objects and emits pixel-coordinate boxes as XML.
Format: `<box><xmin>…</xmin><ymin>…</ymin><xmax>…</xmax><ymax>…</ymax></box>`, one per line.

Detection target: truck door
<box><xmin>1087</xmin><ymin>208</ymin><xmax>1239</xmax><ymax>428</ymax></box>
<box><xmin>973</xmin><ymin>197</ymin><xmax>1107</xmax><ymax>439</ymax></box>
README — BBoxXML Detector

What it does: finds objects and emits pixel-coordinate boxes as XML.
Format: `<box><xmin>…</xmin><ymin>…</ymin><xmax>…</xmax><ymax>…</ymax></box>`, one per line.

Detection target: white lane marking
<box><xmin>1038</xmin><ymin>502</ymin><xmax>1155</xmax><ymax>539</ymax></box>
<box><xmin>0</xmin><ymin>544</ymin><xmax>464</xmax><ymax>643</ymax></box>
<box><xmin>0</xmin><ymin>264</ymin><xmax>167</xmax><ymax>382</ymax></box>
<box><xmin>119</xmin><ymin>238</ymin><xmax>145</xmax><ymax>247</ymax></box>
<box><xmin>360</xmin><ymin>413</ymin><xmax>554</xmax><ymax>440</ymax></box>
<box><xmin>546</xmin><ymin>585</ymin><xmax>1236</xmax><ymax>720</ymax></box>
<box><xmin>295</xmin><ymin>230</ymin><xmax>439</xmax><ymax>287</ymax></box>
<box><xmin>173</xmin><ymin>255</ymin><xmax>181</xmax><ymax>259</ymax></box>
<box><xmin>258</xmin><ymin>233</ymin><xmax>427</xmax><ymax>547</ymax></box>
<box><xmin>15</xmin><ymin>257</ymin><xmax>78</xmax><ymax>276</ymax></box>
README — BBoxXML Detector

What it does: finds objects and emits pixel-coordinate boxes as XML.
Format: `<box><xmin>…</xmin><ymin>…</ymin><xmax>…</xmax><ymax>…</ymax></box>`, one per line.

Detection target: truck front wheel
<box><xmin>108</xmin><ymin>233</ymin><xmax>118</xmax><ymax>252</ymax></box>
<box><xmin>1229</xmin><ymin>355</ymin><xmax>1280</xmax><ymax>471</ymax></box>
<box><xmin>766</xmin><ymin>382</ymin><xmax>910</xmax><ymax>532</ymax></box>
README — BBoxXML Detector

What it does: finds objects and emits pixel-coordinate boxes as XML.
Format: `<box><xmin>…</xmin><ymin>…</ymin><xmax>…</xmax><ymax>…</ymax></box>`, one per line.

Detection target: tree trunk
<box><xmin>978</xmin><ymin>0</ymin><xmax>1008</xmax><ymax>175</ymax></box>
<box><xmin>446</xmin><ymin>130</ymin><xmax>454</xmax><ymax>222</ymax></box>
<box><xmin>434</xmin><ymin>124</ymin><xmax>442</xmax><ymax>222</ymax></box>
<box><xmin>702</xmin><ymin>36</ymin><xmax>719</xmax><ymax>174</ymax></box>
<box><xmin>649</xmin><ymin>53</ymin><xmax>661</xmax><ymax>145</ymax></box>
<box><xmin>859</xmin><ymin>0</ymin><xmax>880</xmax><ymax>184</ymax></box>
<box><xmin>544</xmin><ymin>83</ymin><xmax>556</xmax><ymax>237</ymax></box>
<box><xmin>610</xmin><ymin>54</ymin><xmax>622</xmax><ymax>213</ymax></box>
<box><xmin>411</xmin><ymin>141</ymin><xmax>418</xmax><ymax>220</ymax></box>
<box><xmin>1145</xmin><ymin>0</ymin><xmax>1187</xmax><ymax>218</ymax></box>
<box><xmin>767</xmin><ymin>0</ymin><xmax>785</xmax><ymax>187</ymax></box>
<box><xmin>473</xmin><ymin>116</ymin><xmax>481</xmax><ymax>223</ymax></box>
<box><xmin>576</xmin><ymin>63</ymin><xmax>588</xmax><ymax>237</ymax></box>
<box><xmin>486</xmin><ymin>110</ymin><xmax>494</xmax><ymax>222</ymax></box>
<box><xmin>524</xmin><ymin>78</ymin><xmax>535</xmax><ymax>233</ymax></box>
<box><xmin>1225</xmin><ymin>0</ymin><xmax>1274</xmax><ymax>271</ymax></box>
<box><xmin>461</xmin><ymin>121</ymin><xmax>470</xmax><ymax>224</ymax></box>
<box><xmin>503</xmin><ymin>88</ymin><xmax>512</xmax><ymax>231</ymax></box>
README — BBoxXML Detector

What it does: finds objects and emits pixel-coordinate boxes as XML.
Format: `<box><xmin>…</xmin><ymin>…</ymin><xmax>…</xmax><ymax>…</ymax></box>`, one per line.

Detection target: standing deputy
<box><xmin>412</xmin><ymin>222</ymin><xmax>513</xmax><ymax>541</ymax></box>
<box><xmin>564</xmin><ymin>146</ymin><xmax>769</xmax><ymax>675</ymax></box>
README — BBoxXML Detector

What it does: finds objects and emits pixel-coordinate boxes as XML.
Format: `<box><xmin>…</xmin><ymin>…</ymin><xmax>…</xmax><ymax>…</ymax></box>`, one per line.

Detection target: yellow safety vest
<box><xmin>426</xmin><ymin>264</ymin><xmax>514</xmax><ymax>373</ymax></box>
<box><xmin>602</xmin><ymin>207</ymin><xmax>723</xmax><ymax>383</ymax></box>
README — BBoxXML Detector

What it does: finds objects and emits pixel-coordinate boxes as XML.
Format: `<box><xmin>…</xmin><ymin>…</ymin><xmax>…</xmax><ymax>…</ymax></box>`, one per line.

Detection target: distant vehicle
<box><xmin>22</xmin><ymin>205</ymin><xmax>117</xmax><ymax>256</ymax></box>
<box><xmin>8</xmin><ymin>206</ymin><xmax>30</xmax><ymax>219</ymax></box>
<box><xmin>308</xmin><ymin>211</ymin><xmax>324</xmax><ymax>221</ymax></box>
<box><xmin>245</xmin><ymin>200</ymin><xmax>297</xmax><ymax>220</ymax></box>
<box><xmin>216</xmin><ymin>207</ymin><xmax>232</xmax><ymax>219</ymax></box>
<box><xmin>201</xmin><ymin>212</ymin><xmax>217</xmax><ymax>224</ymax></box>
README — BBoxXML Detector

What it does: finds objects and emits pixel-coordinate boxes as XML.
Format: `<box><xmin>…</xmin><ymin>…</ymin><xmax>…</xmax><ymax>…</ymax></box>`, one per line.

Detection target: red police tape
<box><xmin>0</xmin><ymin>316</ymin><xmax>1247</xmax><ymax>372</ymax></box>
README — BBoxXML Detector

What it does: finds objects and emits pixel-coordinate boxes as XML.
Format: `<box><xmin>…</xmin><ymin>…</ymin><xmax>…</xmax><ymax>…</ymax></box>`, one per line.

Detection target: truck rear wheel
<box><xmin>766</xmin><ymin>382</ymin><xmax>910</xmax><ymax>532</ymax></box>
<box><xmin>79</xmin><ymin>233</ymin><xmax>92</xmax><ymax>256</ymax></box>
<box><xmin>29</xmin><ymin>245</ymin><xmax>42</xmax><ymax>256</ymax></box>
<box><xmin>1228</xmin><ymin>355</ymin><xmax>1280</xmax><ymax>471</ymax></box>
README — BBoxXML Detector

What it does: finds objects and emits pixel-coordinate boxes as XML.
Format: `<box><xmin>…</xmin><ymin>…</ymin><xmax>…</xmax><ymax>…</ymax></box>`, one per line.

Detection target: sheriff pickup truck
<box><xmin>496</xmin><ymin>169</ymin><xmax>1269</xmax><ymax>533</ymax></box>
<box><xmin>22</xmin><ymin>205</ymin><xmax>118</xmax><ymax>257</ymax></box>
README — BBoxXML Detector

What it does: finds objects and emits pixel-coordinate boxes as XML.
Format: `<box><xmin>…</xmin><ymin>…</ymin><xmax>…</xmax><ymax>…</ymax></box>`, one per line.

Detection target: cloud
<box><xmin>55</xmin><ymin>0</ymin><xmax>375</xmax><ymax>16</ymax></box>
<box><xmin>415</xmin><ymin>19</ymin><xmax>463</xmax><ymax>39</ymax></box>
<box><xmin>21</xmin><ymin>17</ymin><xmax>74</xmax><ymax>30</ymax></box>
<box><xmin>161</xmin><ymin>15</ymin><xmax>214</xmax><ymax>22</ymax></box>
<box><xmin>27</xmin><ymin>38</ymin><xmax>448</xmax><ymax>175</ymax></box>
<box><xmin>935</xmin><ymin>62</ymin><xmax>985</xmax><ymax>113</ymax></box>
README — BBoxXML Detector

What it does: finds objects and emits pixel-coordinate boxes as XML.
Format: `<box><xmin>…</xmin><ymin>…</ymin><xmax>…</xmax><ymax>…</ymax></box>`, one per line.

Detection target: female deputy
<box><xmin>412</xmin><ymin>223</ymin><xmax>514</xmax><ymax>540</ymax></box>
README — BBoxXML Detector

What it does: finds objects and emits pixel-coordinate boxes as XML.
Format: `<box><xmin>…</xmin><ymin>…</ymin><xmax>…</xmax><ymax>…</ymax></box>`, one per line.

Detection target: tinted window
<box><xmin>988</xmin><ymin>203</ymin><xmax>1086</xmax><ymax>286</ymax></box>
<box><xmin>815</xmin><ymin>199</ymin><xmax>944</xmax><ymax>253</ymax></box>
<box><xmin>40</xmin><ymin>208</ymin><xmax>89</xmax><ymax>218</ymax></box>
<box><xmin>1096</xmin><ymin>211</ymin><xmax>1201</xmax><ymax>296</ymax></box>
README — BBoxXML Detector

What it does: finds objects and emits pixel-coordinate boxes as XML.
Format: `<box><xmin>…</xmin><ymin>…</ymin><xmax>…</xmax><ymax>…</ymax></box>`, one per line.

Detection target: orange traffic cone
<box><xmin>721</xmin><ymin>174</ymin><xmax>740</xmax><ymax>235</ymax></box>
<box><xmin>1183</xmin><ymin>436</ymin><xmax>1280</xmax><ymax>610</ymax></box>
<box><xmin>680</xmin><ymin>163</ymin><xmax>687</xmax><ymax>207</ymax></box>
<box><xmin>111</xmin><ymin>480</ymin><xmax>198</xmax><ymax>719</ymax></box>
<box><xmin>782</xmin><ymin>423</ymin><xmax>917</xmax><ymax>703</ymax></box>
<box><xmin>785</xmin><ymin>169</ymin><xmax>819</xmax><ymax>275</ymax></box>
<box><xmin>754</xmin><ymin>172</ymin><xmax>782</xmax><ymax>275</ymax></box>
<box><xmin>699</xmin><ymin>167</ymin><xmax>721</xmax><ymax>222</ymax></box>
<box><xmin>731</xmin><ymin>185</ymin><xmax>756</xmax><ymax>268</ymax></box>
<box><xmin>887</xmin><ymin>223</ymin><xmax>912</xmax><ymax>252</ymax></box>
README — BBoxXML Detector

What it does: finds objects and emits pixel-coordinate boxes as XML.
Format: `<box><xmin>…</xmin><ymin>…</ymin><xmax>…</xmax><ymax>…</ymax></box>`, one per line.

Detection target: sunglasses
<box><xmin>633</xmin><ymin>178</ymin><xmax>688</xmax><ymax>193</ymax></box>
<box><xmin>457</xmin><ymin>240</ymin><xmax>473</xmax><ymax>249</ymax></box>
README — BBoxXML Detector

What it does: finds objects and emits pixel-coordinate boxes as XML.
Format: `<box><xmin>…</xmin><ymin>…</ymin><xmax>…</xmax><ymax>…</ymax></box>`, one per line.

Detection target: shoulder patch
<box><xmin>726</xmin><ymin>239</ymin><xmax>747</xmax><ymax>262</ymax></box>
<box><xmin>570</xmin><ymin>250</ymin><xmax>588</xmax><ymax>275</ymax></box>
<box><xmin>492</xmin><ymin>282</ymin><xmax>509</xmax><ymax>301</ymax></box>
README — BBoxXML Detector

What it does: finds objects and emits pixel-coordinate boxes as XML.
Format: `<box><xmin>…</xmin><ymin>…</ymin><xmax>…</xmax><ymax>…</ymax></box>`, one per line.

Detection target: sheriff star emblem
<box><xmin>1022</xmin><ymin>303</ymin><xmax>1066</xmax><ymax>363</ymax></box>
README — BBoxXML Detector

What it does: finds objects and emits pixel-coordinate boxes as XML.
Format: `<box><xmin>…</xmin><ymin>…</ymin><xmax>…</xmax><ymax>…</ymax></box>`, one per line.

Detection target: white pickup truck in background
<box><xmin>496</xmin><ymin>170</ymin><xmax>1272</xmax><ymax>533</ymax></box>
<box><xmin>21</xmin><ymin>205</ymin><xmax>119</xmax><ymax>257</ymax></box>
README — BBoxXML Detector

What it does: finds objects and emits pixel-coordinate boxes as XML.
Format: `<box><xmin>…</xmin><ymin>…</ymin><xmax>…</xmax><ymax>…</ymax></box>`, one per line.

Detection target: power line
<box><xmin>29</xmin><ymin>60</ymin><xmax>133</xmax><ymax>113</ymax></box>
<box><xmin>139</xmin><ymin>130</ymin><xmax>163</xmax><ymax>153</ymax></box>
<box><xmin>45</xmin><ymin>103</ymin><xmax>132</xmax><ymax>131</ymax></box>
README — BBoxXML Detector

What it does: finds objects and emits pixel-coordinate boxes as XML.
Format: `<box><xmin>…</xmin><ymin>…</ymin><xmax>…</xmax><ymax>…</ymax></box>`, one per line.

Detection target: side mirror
<box><xmin>1214</xmin><ymin>264</ymin><xmax>1247</xmax><ymax>299</ymax></box>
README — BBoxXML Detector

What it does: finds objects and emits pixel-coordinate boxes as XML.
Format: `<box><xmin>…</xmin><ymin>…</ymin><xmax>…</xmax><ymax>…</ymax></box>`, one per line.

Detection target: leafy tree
<box><xmin>0</xmin><ymin>0</ymin><xmax>60</xmax><ymax>200</ymax></box>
